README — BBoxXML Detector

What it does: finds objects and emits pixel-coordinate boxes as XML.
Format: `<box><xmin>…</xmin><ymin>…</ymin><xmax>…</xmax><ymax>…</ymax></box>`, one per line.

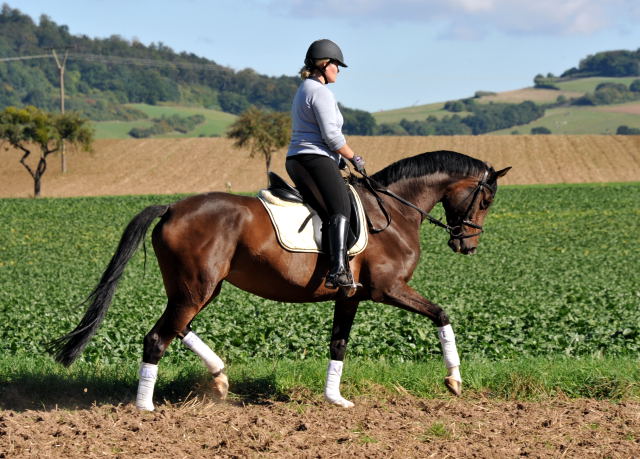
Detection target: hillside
<box><xmin>0</xmin><ymin>5</ymin><xmax>298</xmax><ymax>118</ymax></box>
<box><xmin>372</xmin><ymin>77</ymin><xmax>640</xmax><ymax>135</ymax></box>
<box><xmin>2</xmin><ymin>136</ymin><xmax>639</xmax><ymax>198</ymax></box>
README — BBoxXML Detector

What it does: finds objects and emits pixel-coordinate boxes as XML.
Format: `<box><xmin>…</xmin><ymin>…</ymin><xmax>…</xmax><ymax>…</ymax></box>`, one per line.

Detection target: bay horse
<box><xmin>50</xmin><ymin>150</ymin><xmax>510</xmax><ymax>410</ymax></box>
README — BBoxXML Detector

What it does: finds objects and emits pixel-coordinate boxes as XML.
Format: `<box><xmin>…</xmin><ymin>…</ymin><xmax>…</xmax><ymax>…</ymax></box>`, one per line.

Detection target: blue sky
<box><xmin>12</xmin><ymin>0</ymin><xmax>640</xmax><ymax>112</ymax></box>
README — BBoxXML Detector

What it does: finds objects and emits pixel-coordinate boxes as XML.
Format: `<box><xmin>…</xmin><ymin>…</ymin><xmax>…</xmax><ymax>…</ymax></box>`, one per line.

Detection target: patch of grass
<box><xmin>1</xmin><ymin>355</ymin><xmax>638</xmax><ymax>412</ymax></box>
<box><xmin>554</xmin><ymin>77</ymin><xmax>639</xmax><ymax>94</ymax></box>
<box><xmin>490</xmin><ymin>106</ymin><xmax>640</xmax><ymax>134</ymax></box>
<box><xmin>421</xmin><ymin>422</ymin><xmax>453</xmax><ymax>442</ymax></box>
<box><xmin>372</xmin><ymin>102</ymin><xmax>453</xmax><ymax>124</ymax></box>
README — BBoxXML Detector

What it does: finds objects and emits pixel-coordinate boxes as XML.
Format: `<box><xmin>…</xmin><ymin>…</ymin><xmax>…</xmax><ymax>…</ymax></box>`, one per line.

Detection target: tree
<box><xmin>0</xmin><ymin>106</ymin><xmax>94</xmax><ymax>197</ymax></box>
<box><xmin>531</xmin><ymin>126</ymin><xmax>551</xmax><ymax>135</ymax></box>
<box><xmin>226</xmin><ymin>106</ymin><xmax>290</xmax><ymax>174</ymax></box>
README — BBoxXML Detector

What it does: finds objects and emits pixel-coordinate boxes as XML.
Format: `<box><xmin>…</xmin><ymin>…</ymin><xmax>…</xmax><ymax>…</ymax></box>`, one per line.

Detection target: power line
<box><xmin>0</xmin><ymin>52</ymin><xmax>228</xmax><ymax>71</ymax></box>
<box><xmin>0</xmin><ymin>54</ymin><xmax>51</xmax><ymax>62</ymax></box>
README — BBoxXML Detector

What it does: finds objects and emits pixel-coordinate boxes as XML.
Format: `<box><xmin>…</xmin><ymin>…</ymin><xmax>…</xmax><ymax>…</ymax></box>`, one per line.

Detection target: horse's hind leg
<box><xmin>136</xmin><ymin>283</ymin><xmax>228</xmax><ymax>411</ymax></box>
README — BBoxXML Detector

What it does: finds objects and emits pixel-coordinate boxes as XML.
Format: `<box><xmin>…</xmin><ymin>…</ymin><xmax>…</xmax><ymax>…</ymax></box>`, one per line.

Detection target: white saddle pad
<box><xmin>257</xmin><ymin>184</ymin><xmax>368</xmax><ymax>255</ymax></box>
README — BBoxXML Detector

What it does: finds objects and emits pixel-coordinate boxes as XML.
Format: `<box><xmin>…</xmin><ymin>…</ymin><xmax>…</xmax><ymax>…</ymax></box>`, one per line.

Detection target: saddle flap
<box><xmin>258</xmin><ymin>182</ymin><xmax>368</xmax><ymax>256</ymax></box>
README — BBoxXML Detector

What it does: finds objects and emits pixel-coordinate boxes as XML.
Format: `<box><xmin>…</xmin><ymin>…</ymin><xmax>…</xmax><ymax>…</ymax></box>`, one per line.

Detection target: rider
<box><xmin>286</xmin><ymin>39</ymin><xmax>366</xmax><ymax>289</ymax></box>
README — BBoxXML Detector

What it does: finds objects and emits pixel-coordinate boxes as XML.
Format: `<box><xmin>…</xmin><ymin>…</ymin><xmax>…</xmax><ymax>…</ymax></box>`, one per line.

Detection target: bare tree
<box><xmin>0</xmin><ymin>106</ymin><xmax>94</xmax><ymax>197</ymax></box>
<box><xmin>227</xmin><ymin>106</ymin><xmax>290</xmax><ymax>174</ymax></box>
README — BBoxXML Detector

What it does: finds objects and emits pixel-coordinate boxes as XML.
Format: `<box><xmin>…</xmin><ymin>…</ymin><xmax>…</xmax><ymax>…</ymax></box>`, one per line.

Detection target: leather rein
<box><xmin>356</xmin><ymin>168</ymin><xmax>494</xmax><ymax>240</ymax></box>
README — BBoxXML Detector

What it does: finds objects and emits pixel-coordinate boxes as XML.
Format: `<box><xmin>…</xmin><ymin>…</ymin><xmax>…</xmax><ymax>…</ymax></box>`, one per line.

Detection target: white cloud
<box><xmin>262</xmin><ymin>0</ymin><xmax>635</xmax><ymax>38</ymax></box>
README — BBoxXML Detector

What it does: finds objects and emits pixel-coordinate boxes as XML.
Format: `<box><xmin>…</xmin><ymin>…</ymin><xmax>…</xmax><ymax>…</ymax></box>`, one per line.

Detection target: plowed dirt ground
<box><xmin>2</xmin><ymin>395</ymin><xmax>639</xmax><ymax>458</ymax></box>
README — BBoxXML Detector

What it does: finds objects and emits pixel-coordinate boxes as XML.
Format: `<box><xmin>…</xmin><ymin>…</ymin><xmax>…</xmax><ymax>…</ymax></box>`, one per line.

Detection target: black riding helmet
<box><xmin>304</xmin><ymin>39</ymin><xmax>348</xmax><ymax>68</ymax></box>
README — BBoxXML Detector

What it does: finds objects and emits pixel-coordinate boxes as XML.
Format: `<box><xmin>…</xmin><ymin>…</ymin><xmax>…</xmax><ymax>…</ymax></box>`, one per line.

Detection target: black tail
<box><xmin>48</xmin><ymin>204</ymin><xmax>170</xmax><ymax>366</ymax></box>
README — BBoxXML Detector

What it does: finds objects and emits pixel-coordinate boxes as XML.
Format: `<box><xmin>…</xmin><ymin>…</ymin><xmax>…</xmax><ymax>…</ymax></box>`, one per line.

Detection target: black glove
<box><xmin>349</xmin><ymin>155</ymin><xmax>366</xmax><ymax>174</ymax></box>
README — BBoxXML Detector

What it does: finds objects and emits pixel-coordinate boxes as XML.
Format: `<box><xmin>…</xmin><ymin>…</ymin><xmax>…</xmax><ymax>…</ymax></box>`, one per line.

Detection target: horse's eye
<box><xmin>479</xmin><ymin>199</ymin><xmax>491</xmax><ymax>210</ymax></box>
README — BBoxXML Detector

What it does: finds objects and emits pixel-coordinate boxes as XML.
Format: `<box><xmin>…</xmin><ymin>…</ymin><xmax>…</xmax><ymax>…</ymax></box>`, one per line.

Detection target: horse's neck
<box><xmin>388</xmin><ymin>175</ymin><xmax>448</xmax><ymax>213</ymax></box>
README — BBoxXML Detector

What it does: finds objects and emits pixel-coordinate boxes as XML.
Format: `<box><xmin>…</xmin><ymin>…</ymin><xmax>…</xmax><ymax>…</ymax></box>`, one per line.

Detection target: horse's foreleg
<box><xmin>380</xmin><ymin>283</ymin><xmax>461</xmax><ymax>396</ymax></box>
<box><xmin>325</xmin><ymin>299</ymin><xmax>359</xmax><ymax>408</ymax></box>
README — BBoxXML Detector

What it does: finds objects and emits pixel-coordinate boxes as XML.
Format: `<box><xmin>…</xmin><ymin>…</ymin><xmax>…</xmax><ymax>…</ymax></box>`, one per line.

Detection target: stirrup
<box><xmin>325</xmin><ymin>271</ymin><xmax>362</xmax><ymax>292</ymax></box>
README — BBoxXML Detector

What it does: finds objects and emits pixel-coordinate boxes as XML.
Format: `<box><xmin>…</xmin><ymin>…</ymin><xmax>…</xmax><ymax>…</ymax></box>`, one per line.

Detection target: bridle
<box><xmin>358</xmin><ymin>168</ymin><xmax>494</xmax><ymax>240</ymax></box>
<box><xmin>446</xmin><ymin>169</ymin><xmax>494</xmax><ymax>240</ymax></box>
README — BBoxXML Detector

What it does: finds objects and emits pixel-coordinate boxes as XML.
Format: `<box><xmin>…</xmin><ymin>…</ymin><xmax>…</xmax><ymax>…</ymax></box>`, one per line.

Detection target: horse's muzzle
<box><xmin>448</xmin><ymin>238</ymin><xmax>477</xmax><ymax>255</ymax></box>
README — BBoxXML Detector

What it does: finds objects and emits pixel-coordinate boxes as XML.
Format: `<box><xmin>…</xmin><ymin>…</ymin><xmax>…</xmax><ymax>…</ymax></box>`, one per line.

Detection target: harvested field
<box><xmin>1</xmin><ymin>135</ymin><xmax>640</xmax><ymax>198</ymax></box>
<box><xmin>476</xmin><ymin>87</ymin><xmax>583</xmax><ymax>104</ymax></box>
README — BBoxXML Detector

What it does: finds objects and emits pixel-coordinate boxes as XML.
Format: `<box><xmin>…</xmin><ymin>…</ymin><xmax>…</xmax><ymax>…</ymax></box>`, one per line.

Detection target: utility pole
<box><xmin>51</xmin><ymin>48</ymin><xmax>69</xmax><ymax>173</ymax></box>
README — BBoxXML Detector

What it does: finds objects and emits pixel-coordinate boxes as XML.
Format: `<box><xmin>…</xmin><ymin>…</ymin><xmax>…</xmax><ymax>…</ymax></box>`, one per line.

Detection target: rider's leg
<box><xmin>325</xmin><ymin>213</ymin><xmax>351</xmax><ymax>288</ymax></box>
<box><xmin>286</xmin><ymin>155</ymin><xmax>353</xmax><ymax>288</ymax></box>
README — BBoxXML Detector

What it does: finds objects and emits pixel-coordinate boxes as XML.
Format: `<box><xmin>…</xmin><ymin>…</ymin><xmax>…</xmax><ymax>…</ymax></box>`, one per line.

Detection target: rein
<box><xmin>357</xmin><ymin>168</ymin><xmax>492</xmax><ymax>239</ymax></box>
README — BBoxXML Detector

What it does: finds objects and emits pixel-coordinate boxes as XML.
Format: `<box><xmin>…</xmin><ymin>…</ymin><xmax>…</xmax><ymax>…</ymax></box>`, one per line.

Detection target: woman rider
<box><xmin>286</xmin><ymin>39</ymin><xmax>366</xmax><ymax>290</ymax></box>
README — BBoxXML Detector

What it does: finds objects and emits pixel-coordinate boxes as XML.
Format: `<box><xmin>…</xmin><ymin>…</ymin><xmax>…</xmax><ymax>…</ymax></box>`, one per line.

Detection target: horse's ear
<box><xmin>493</xmin><ymin>167</ymin><xmax>511</xmax><ymax>179</ymax></box>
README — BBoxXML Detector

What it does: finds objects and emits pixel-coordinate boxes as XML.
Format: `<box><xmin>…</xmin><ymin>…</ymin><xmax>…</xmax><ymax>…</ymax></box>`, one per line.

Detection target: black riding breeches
<box><xmin>286</xmin><ymin>154</ymin><xmax>350</xmax><ymax>220</ymax></box>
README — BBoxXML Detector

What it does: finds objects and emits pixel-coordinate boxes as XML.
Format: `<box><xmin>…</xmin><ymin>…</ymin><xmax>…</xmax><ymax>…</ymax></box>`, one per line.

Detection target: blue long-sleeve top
<box><xmin>286</xmin><ymin>78</ymin><xmax>346</xmax><ymax>164</ymax></box>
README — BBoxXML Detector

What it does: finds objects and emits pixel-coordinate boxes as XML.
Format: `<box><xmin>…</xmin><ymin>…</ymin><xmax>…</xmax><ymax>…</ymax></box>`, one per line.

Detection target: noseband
<box><xmin>359</xmin><ymin>168</ymin><xmax>494</xmax><ymax>240</ymax></box>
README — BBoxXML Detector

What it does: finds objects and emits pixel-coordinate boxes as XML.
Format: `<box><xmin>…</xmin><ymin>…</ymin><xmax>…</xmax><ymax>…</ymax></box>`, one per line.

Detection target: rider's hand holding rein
<box><xmin>334</xmin><ymin>143</ymin><xmax>366</xmax><ymax>175</ymax></box>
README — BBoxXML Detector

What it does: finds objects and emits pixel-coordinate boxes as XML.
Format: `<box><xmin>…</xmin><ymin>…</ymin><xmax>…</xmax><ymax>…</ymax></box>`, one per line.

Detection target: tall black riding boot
<box><xmin>325</xmin><ymin>214</ymin><xmax>352</xmax><ymax>289</ymax></box>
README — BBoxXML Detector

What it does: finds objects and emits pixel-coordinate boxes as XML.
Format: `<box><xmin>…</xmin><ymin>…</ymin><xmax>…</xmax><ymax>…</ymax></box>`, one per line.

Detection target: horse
<box><xmin>49</xmin><ymin>150</ymin><xmax>510</xmax><ymax>410</ymax></box>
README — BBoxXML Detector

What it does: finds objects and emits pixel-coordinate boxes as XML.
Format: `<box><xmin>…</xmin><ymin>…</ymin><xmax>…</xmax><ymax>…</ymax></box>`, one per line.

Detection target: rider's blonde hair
<box><xmin>299</xmin><ymin>59</ymin><xmax>330</xmax><ymax>79</ymax></box>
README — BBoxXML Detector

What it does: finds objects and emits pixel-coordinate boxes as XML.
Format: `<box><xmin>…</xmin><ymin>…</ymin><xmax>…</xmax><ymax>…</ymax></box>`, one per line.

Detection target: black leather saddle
<box><xmin>266</xmin><ymin>172</ymin><xmax>363</xmax><ymax>250</ymax></box>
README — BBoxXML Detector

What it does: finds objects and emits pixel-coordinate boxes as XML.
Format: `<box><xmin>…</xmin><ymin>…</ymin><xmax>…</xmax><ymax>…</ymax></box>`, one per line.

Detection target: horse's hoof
<box><xmin>135</xmin><ymin>401</ymin><xmax>155</xmax><ymax>412</ymax></box>
<box><xmin>444</xmin><ymin>376</ymin><xmax>462</xmax><ymax>396</ymax></box>
<box><xmin>325</xmin><ymin>396</ymin><xmax>355</xmax><ymax>408</ymax></box>
<box><xmin>211</xmin><ymin>372</ymin><xmax>229</xmax><ymax>400</ymax></box>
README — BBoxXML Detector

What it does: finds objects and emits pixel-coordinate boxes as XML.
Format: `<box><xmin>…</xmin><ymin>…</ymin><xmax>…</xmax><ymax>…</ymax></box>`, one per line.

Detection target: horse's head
<box><xmin>442</xmin><ymin>166</ymin><xmax>511</xmax><ymax>255</ymax></box>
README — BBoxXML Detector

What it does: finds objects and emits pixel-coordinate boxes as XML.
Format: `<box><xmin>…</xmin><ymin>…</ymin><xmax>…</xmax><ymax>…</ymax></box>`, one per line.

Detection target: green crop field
<box><xmin>92</xmin><ymin>103</ymin><xmax>237</xmax><ymax>139</ymax></box>
<box><xmin>0</xmin><ymin>183</ymin><xmax>639</xmax><ymax>369</ymax></box>
<box><xmin>555</xmin><ymin>77</ymin><xmax>639</xmax><ymax>93</ymax></box>
<box><xmin>372</xmin><ymin>102</ymin><xmax>461</xmax><ymax>124</ymax></box>
<box><xmin>490</xmin><ymin>106</ymin><xmax>640</xmax><ymax>135</ymax></box>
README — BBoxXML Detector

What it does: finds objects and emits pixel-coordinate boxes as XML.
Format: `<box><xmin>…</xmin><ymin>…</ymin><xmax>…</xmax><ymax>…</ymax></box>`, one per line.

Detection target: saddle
<box><xmin>258</xmin><ymin>172</ymin><xmax>368</xmax><ymax>255</ymax></box>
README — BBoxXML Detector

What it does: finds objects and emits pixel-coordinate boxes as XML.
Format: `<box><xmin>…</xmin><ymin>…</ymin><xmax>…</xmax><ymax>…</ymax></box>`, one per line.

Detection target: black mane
<box><xmin>369</xmin><ymin>150</ymin><xmax>489</xmax><ymax>186</ymax></box>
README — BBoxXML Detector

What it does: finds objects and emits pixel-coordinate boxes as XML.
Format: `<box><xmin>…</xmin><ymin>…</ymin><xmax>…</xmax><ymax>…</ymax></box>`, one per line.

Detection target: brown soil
<box><xmin>2</xmin><ymin>135</ymin><xmax>640</xmax><ymax>198</ymax></box>
<box><xmin>1</xmin><ymin>395</ymin><xmax>639</xmax><ymax>458</ymax></box>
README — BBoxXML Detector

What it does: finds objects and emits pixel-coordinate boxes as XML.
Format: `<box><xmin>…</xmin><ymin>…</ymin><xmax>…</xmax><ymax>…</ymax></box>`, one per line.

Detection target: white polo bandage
<box><xmin>136</xmin><ymin>362</ymin><xmax>158</xmax><ymax>411</ymax></box>
<box><xmin>324</xmin><ymin>360</ymin><xmax>354</xmax><ymax>408</ymax></box>
<box><xmin>438</xmin><ymin>324</ymin><xmax>461</xmax><ymax>369</ymax></box>
<box><xmin>182</xmin><ymin>331</ymin><xmax>225</xmax><ymax>374</ymax></box>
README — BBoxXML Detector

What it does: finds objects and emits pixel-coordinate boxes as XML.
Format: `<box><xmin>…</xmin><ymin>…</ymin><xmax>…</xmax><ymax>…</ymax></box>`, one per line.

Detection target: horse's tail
<box><xmin>48</xmin><ymin>204</ymin><xmax>170</xmax><ymax>366</ymax></box>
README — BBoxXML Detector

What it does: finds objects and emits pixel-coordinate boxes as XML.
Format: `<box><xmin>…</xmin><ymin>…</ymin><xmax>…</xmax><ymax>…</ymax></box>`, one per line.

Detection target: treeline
<box><xmin>0</xmin><ymin>5</ymin><xmax>298</xmax><ymax>119</ymax></box>
<box><xmin>341</xmin><ymin>99</ymin><xmax>545</xmax><ymax>136</ymax></box>
<box><xmin>562</xmin><ymin>49</ymin><xmax>640</xmax><ymax>78</ymax></box>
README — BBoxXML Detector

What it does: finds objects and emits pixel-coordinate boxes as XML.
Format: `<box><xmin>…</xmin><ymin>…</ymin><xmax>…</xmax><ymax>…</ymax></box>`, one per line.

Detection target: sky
<box><xmin>11</xmin><ymin>0</ymin><xmax>640</xmax><ymax>112</ymax></box>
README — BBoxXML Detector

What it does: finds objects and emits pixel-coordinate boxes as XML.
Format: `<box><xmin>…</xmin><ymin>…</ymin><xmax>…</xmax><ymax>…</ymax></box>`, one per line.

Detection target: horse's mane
<box><xmin>368</xmin><ymin>150</ymin><xmax>489</xmax><ymax>187</ymax></box>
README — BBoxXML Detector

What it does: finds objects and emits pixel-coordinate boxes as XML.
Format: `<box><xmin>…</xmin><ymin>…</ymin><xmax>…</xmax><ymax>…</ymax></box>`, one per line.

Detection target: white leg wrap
<box><xmin>136</xmin><ymin>362</ymin><xmax>158</xmax><ymax>411</ymax></box>
<box><xmin>182</xmin><ymin>331</ymin><xmax>225</xmax><ymax>374</ymax></box>
<box><xmin>324</xmin><ymin>360</ymin><xmax>354</xmax><ymax>408</ymax></box>
<box><xmin>438</xmin><ymin>324</ymin><xmax>461</xmax><ymax>376</ymax></box>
